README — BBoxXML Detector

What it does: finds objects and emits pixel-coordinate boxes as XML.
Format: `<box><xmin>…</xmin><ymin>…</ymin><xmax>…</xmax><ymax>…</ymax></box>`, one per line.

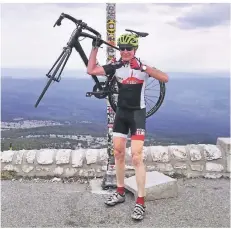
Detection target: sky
<box><xmin>1</xmin><ymin>3</ymin><xmax>230</xmax><ymax>75</ymax></box>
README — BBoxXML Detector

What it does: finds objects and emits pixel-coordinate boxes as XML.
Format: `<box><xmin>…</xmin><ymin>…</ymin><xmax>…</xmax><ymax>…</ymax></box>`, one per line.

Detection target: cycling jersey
<box><xmin>102</xmin><ymin>58</ymin><xmax>149</xmax><ymax>110</ymax></box>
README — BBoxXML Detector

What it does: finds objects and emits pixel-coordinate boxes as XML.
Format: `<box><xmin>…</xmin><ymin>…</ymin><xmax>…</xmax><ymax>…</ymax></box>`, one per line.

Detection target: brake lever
<box><xmin>53</xmin><ymin>15</ymin><xmax>64</xmax><ymax>27</ymax></box>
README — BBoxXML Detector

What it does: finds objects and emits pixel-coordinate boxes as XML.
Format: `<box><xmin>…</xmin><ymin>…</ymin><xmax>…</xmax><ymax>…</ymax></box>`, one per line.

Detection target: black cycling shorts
<box><xmin>113</xmin><ymin>107</ymin><xmax>146</xmax><ymax>141</ymax></box>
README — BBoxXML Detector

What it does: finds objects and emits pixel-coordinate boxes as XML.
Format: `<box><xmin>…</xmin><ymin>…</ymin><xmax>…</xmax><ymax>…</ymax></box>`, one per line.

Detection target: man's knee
<box><xmin>131</xmin><ymin>151</ymin><xmax>143</xmax><ymax>166</ymax></box>
<box><xmin>114</xmin><ymin>148</ymin><xmax>125</xmax><ymax>162</ymax></box>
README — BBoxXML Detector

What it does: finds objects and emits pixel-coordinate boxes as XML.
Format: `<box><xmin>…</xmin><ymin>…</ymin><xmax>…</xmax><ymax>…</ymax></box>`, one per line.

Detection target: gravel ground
<box><xmin>1</xmin><ymin>177</ymin><xmax>230</xmax><ymax>228</ymax></box>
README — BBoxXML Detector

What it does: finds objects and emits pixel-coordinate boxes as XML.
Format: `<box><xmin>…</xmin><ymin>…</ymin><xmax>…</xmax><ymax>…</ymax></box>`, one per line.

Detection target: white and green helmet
<box><xmin>117</xmin><ymin>33</ymin><xmax>139</xmax><ymax>48</ymax></box>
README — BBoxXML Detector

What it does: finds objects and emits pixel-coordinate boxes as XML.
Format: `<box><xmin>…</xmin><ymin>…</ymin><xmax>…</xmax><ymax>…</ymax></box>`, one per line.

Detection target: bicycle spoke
<box><xmin>145</xmin><ymin>88</ymin><xmax>160</xmax><ymax>91</ymax></box>
<box><xmin>145</xmin><ymin>97</ymin><xmax>156</xmax><ymax>104</ymax></box>
<box><xmin>145</xmin><ymin>95</ymin><xmax>159</xmax><ymax>99</ymax></box>
<box><xmin>146</xmin><ymin>79</ymin><xmax>157</xmax><ymax>88</ymax></box>
<box><xmin>145</xmin><ymin>98</ymin><xmax>152</xmax><ymax>111</ymax></box>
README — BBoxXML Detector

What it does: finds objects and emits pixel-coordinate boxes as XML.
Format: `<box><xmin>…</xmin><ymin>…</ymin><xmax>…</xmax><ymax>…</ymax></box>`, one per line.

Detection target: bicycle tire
<box><xmin>108</xmin><ymin>76</ymin><xmax>166</xmax><ymax>118</ymax></box>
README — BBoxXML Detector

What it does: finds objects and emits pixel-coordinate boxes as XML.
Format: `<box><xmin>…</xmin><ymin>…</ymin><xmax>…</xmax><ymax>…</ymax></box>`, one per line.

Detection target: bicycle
<box><xmin>34</xmin><ymin>13</ymin><xmax>166</xmax><ymax>118</ymax></box>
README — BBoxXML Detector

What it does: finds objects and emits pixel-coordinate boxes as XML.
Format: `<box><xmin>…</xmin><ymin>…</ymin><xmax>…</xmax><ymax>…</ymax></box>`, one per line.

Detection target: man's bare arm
<box><xmin>145</xmin><ymin>65</ymin><xmax>169</xmax><ymax>83</ymax></box>
<box><xmin>87</xmin><ymin>47</ymin><xmax>106</xmax><ymax>76</ymax></box>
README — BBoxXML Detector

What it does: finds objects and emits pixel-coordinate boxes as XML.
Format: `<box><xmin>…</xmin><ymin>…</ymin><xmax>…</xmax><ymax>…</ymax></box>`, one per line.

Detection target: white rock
<box><xmin>202</xmin><ymin>144</ymin><xmax>222</xmax><ymax>160</ymax></box>
<box><xmin>56</xmin><ymin>149</ymin><xmax>71</xmax><ymax>164</ymax></box>
<box><xmin>54</xmin><ymin>167</ymin><xmax>64</xmax><ymax>175</ymax></box>
<box><xmin>206</xmin><ymin>162</ymin><xmax>224</xmax><ymax>172</ymax></box>
<box><xmin>150</xmin><ymin>146</ymin><xmax>169</xmax><ymax>162</ymax></box>
<box><xmin>72</xmin><ymin>149</ymin><xmax>85</xmax><ymax>167</ymax></box>
<box><xmin>188</xmin><ymin>145</ymin><xmax>202</xmax><ymax>161</ymax></box>
<box><xmin>15</xmin><ymin>150</ymin><xmax>25</xmax><ymax>164</ymax></box>
<box><xmin>191</xmin><ymin>164</ymin><xmax>204</xmax><ymax>171</ymax></box>
<box><xmin>86</xmin><ymin>149</ymin><xmax>98</xmax><ymax>164</ymax></box>
<box><xmin>22</xmin><ymin>165</ymin><xmax>34</xmax><ymax>173</ymax></box>
<box><xmin>1</xmin><ymin>150</ymin><xmax>15</xmax><ymax>163</ymax></box>
<box><xmin>37</xmin><ymin>149</ymin><xmax>54</xmax><ymax>165</ymax></box>
<box><xmin>26</xmin><ymin>150</ymin><xmax>37</xmax><ymax>164</ymax></box>
<box><xmin>169</xmin><ymin>146</ymin><xmax>187</xmax><ymax>160</ymax></box>
<box><xmin>3</xmin><ymin>164</ymin><xmax>19</xmax><ymax>172</ymax></box>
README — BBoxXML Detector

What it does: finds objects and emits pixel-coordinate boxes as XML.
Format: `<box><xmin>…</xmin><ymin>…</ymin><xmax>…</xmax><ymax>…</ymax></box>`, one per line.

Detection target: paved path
<box><xmin>1</xmin><ymin>177</ymin><xmax>230</xmax><ymax>228</ymax></box>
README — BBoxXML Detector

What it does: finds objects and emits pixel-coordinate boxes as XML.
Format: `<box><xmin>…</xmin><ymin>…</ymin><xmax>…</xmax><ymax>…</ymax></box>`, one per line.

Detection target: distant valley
<box><xmin>1</xmin><ymin>74</ymin><xmax>230</xmax><ymax>150</ymax></box>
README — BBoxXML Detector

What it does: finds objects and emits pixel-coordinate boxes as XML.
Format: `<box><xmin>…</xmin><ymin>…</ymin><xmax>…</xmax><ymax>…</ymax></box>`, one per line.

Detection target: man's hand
<box><xmin>129</xmin><ymin>57</ymin><xmax>142</xmax><ymax>70</ymax></box>
<box><xmin>92</xmin><ymin>38</ymin><xmax>103</xmax><ymax>48</ymax></box>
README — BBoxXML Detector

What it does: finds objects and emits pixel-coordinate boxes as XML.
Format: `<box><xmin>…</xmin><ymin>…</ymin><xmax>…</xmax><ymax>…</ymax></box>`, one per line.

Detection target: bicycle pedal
<box><xmin>86</xmin><ymin>92</ymin><xmax>92</xmax><ymax>97</ymax></box>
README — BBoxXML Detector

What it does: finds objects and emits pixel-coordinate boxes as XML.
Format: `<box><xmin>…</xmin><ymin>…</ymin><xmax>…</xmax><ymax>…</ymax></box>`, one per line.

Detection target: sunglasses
<box><xmin>119</xmin><ymin>46</ymin><xmax>134</xmax><ymax>51</ymax></box>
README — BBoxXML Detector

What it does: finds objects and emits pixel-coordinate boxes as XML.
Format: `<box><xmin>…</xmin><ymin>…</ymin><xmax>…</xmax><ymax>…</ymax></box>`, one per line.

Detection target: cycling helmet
<box><xmin>117</xmin><ymin>33</ymin><xmax>138</xmax><ymax>48</ymax></box>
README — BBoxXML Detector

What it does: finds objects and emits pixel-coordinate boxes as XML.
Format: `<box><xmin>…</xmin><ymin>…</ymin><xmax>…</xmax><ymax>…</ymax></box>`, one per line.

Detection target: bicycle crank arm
<box><xmin>86</xmin><ymin>91</ymin><xmax>108</xmax><ymax>99</ymax></box>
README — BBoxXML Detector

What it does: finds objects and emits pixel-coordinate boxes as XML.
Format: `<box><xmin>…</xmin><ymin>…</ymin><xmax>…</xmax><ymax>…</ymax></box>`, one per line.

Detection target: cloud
<box><xmin>169</xmin><ymin>3</ymin><xmax>230</xmax><ymax>29</ymax></box>
<box><xmin>1</xmin><ymin>3</ymin><xmax>230</xmax><ymax>74</ymax></box>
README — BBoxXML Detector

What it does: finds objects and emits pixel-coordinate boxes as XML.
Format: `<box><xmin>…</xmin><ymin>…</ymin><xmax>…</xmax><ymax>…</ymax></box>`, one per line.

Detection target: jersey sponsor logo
<box><xmin>131</xmin><ymin>128</ymin><xmax>145</xmax><ymax>141</ymax></box>
<box><xmin>122</xmin><ymin>76</ymin><xmax>144</xmax><ymax>84</ymax></box>
<box><xmin>135</xmin><ymin>128</ymin><xmax>145</xmax><ymax>136</ymax></box>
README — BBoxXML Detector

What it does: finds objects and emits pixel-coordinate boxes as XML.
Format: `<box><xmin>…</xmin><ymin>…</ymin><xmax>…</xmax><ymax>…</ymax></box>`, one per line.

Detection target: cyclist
<box><xmin>87</xmin><ymin>33</ymin><xmax>168</xmax><ymax>220</ymax></box>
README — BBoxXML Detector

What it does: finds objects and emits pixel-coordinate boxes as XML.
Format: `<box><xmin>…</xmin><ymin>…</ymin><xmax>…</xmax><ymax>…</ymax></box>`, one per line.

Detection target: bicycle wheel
<box><xmin>108</xmin><ymin>75</ymin><xmax>166</xmax><ymax>118</ymax></box>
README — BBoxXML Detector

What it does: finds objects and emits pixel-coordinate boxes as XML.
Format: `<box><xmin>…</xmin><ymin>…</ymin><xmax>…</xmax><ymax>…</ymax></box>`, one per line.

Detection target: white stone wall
<box><xmin>1</xmin><ymin>138</ymin><xmax>230</xmax><ymax>179</ymax></box>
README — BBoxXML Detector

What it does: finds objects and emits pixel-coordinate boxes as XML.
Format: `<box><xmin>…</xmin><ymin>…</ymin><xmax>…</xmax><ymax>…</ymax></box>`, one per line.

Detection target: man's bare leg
<box><xmin>104</xmin><ymin>136</ymin><xmax>127</xmax><ymax>206</ymax></box>
<box><xmin>131</xmin><ymin>139</ymin><xmax>146</xmax><ymax>197</ymax></box>
<box><xmin>113</xmin><ymin>136</ymin><xmax>127</xmax><ymax>188</ymax></box>
<box><xmin>131</xmin><ymin>139</ymin><xmax>146</xmax><ymax>220</ymax></box>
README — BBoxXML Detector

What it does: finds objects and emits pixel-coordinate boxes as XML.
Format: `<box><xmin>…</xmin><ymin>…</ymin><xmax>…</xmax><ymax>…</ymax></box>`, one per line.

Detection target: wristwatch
<box><xmin>141</xmin><ymin>65</ymin><xmax>147</xmax><ymax>72</ymax></box>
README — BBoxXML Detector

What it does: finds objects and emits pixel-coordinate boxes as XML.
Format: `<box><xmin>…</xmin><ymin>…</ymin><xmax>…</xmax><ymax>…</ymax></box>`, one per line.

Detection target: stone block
<box><xmin>85</xmin><ymin>149</ymin><xmax>98</xmax><ymax>164</ymax></box>
<box><xmin>56</xmin><ymin>149</ymin><xmax>71</xmax><ymax>164</ymax></box>
<box><xmin>72</xmin><ymin>149</ymin><xmax>85</xmax><ymax>167</ymax></box>
<box><xmin>169</xmin><ymin>146</ymin><xmax>187</xmax><ymax>161</ymax></box>
<box><xmin>26</xmin><ymin>150</ymin><xmax>37</xmax><ymax>164</ymax></box>
<box><xmin>65</xmin><ymin>168</ymin><xmax>78</xmax><ymax>177</ymax></box>
<box><xmin>216</xmin><ymin>137</ymin><xmax>231</xmax><ymax>155</ymax></box>
<box><xmin>190</xmin><ymin>164</ymin><xmax>204</xmax><ymax>171</ymax></box>
<box><xmin>22</xmin><ymin>165</ymin><xmax>34</xmax><ymax>173</ymax></box>
<box><xmin>206</xmin><ymin>162</ymin><xmax>224</xmax><ymax>172</ymax></box>
<box><xmin>174</xmin><ymin>163</ymin><xmax>187</xmax><ymax>169</ymax></box>
<box><xmin>188</xmin><ymin>145</ymin><xmax>202</xmax><ymax>161</ymax></box>
<box><xmin>37</xmin><ymin>149</ymin><xmax>54</xmax><ymax>165</ymax></box>
<box><xmin>53</xmin><ymin>167</ymin><xmax>64</xmax><ymax>176</ymax></box>
<box><xmin>1</xmin><ymin>150</ymin><xmax>15</xmax><ymax>163</ymax></box>
<box><xmin>202</xmin><ymin>144</ymin><xmax>222</xmax><ymax>160</ymax></box>
<box><xmin>15</xmin><ymin>150</ymin><xmax>25</xmax><ymax>164</ymax></box>
<box><xmin>124</xmin><ymin>171</ymin><xmax>178</xmax><ymax>201</ymax></box>
<box><xmin>150</xmin><ymin>146</ymin><xmax>170</xmax><ymax>162</ymax></box>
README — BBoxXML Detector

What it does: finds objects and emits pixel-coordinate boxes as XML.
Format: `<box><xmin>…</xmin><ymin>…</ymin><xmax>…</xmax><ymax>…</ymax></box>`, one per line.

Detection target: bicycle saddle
<box><xmin>125</xmin><ymin>29</ymin><xmax>149</xmax><ymax>37</ymax></box>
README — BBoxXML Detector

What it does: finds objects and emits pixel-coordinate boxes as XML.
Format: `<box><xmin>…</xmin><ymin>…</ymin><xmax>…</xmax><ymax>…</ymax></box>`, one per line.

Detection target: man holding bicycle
<box><xmin>87</xmin><ymin>33</ymin><xmax>168</xmax><ymax>220</ymax></box>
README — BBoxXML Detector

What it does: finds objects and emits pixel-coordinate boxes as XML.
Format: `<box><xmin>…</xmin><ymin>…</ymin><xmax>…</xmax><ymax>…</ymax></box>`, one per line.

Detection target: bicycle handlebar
<box><xmin>54</xmin><ymin>13</ymin><xmax>101</xmax><ymax>37</ymax></box>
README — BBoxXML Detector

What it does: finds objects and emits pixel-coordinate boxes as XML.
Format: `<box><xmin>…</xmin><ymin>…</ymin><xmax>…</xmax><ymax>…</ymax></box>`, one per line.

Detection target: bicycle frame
<box><xmin>35</xmin><ymin>13</ymin><xmax>119</xmax><ymax>107</ymax></box>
